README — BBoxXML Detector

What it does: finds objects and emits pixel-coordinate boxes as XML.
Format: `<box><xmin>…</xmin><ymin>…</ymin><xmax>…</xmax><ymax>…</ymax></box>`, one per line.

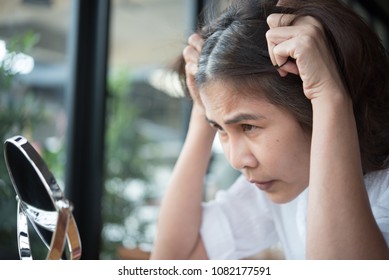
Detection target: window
<box><xmin>0</xmin><ymin>0</ymin><xmax>72</xmax><ymax>259</ymax></box>
<box><xmin>101</xmin><ymin>0</ymin><xmax>191</xmax><ymax>259</ymax></box>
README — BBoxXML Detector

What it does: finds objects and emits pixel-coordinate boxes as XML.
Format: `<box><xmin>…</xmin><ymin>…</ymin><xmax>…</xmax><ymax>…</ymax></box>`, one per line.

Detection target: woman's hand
<box><xmin>183</xmin><ymin>33</ymin><xmax>214</xmax><ymax>134</ymax></box>
<box><xmin>183</xmin><ymin>33</ymin><xmax>204</xmax><ymax>106</ymax></box>
<box><xmin>266</xmin><ymin>14</ymin><xmax>346</xmax><ymax>101</ymax></box>
<box><xmin>266</xmin><ymin>14</ymin><xmax>389</xmax><ymax>259</ymax></box>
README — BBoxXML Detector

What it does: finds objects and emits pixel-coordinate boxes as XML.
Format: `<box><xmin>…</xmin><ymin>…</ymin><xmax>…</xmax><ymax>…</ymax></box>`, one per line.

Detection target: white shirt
<box><xmin>200</xmin><ymin>168</ymin><xmax>389</xmax><ymax>259</ymax></box>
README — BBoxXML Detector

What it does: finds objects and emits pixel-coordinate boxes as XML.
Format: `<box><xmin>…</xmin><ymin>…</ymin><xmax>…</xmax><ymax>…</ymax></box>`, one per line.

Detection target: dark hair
<box><xmin>179</xmin><ymin>0</ymin><xmax>389</xmax><ymax>173</ymax></box>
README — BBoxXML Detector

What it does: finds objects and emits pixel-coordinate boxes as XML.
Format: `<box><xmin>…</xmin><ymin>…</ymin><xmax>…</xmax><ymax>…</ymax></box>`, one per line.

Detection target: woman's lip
<box><xmin>251</xmin><ymin>180</ymin><xmax>274</xmax><ymax>191</ymax></box>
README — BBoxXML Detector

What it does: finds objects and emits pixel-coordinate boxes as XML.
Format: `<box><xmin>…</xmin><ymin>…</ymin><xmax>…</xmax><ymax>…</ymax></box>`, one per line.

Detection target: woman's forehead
<box><xmin>200</xmin><ymin>82</ymin><xmax>273</xmax><ymax>116</ymax></box>
<box><xmin>199</xmin><ymin>80</ymin><xmax>268</xmax><ymax>105</ymax></box>
<box><xmin>199</xmin><ymin>80</ymin><xmax>302</xmax><ymax>127</ymax></box>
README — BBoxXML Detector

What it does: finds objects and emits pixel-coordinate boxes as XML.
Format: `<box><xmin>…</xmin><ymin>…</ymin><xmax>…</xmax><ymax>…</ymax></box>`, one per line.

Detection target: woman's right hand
<box><xmin>182</xmin><ymin>33</ymin><xmax>204</xmax><ymax>106</ymax></box>
<box><xmin>182</xmin><ymin>33</ymin><xmax>214</xmax><ymax>136</ymax></box>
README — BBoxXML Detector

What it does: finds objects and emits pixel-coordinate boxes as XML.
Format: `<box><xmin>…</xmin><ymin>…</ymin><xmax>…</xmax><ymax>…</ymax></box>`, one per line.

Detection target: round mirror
<box><xmin>4</xmin><ymin>135</ymin><xmax>81</xmax><ymax>260</ymax></box>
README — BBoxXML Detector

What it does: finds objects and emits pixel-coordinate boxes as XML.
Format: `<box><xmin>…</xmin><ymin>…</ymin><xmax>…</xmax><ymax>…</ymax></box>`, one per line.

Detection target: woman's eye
<box><xmin>211</xmin><ymin>123</ymin><xmax>224</xmax><ymax>132</ymax></box>
<box><xmin>242</xmin><ymin>124</ymin><xmax>256</xmax><ymax>132</ymax></box>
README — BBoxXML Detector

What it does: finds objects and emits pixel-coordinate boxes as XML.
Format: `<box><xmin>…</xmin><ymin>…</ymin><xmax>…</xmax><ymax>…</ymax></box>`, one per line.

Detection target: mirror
<box><xmin>4</xmin><ymin>135</ymin><xmax>81</xmax><ymax>260</ymax></box>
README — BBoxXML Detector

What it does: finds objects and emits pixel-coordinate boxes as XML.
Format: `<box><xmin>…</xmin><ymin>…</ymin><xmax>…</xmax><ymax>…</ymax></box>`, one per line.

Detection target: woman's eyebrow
<box><xmin>205</xmin><ymin>113</ymin><xmax>265</xmax><ymax>127</ymax></box>
<box><xmin>224</xmin><ymin>113</ymin><xmax>265</xmax><ymax>124</ymax></box>
<box><xmin>205</xmin><ymin>116</ymin><xmax>219</xmax><ymax>127</ymax></box>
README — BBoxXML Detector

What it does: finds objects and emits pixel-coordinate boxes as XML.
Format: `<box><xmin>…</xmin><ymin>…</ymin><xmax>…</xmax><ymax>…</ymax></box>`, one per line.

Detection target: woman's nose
<box><xmin>227</xmin><ymin>138</ymin><xmax>258</xmax><ymax>170</ymax></box>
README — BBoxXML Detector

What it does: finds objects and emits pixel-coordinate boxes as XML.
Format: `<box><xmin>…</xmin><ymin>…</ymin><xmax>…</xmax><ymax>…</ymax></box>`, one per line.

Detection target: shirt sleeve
<box><xmin>365</xmin><ymin>168</ymin><xmax>389</xmax><ymax>247</ymax></box>
<box><xmin>200</xmin><ymin>175</ymin><xmax>278</xmax><ymax>259</ymax></box>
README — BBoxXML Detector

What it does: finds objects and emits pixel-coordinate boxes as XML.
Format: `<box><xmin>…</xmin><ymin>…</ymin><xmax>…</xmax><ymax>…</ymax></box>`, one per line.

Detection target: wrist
<box><xmin>310</xmin><ymin>87</ymin><xmax>352</xmax><ymax>113</ymax></box>
<box><xmin>187</xmin><ymin>104</ymin><xmax>216</xmax><ymax>141</ymax></box>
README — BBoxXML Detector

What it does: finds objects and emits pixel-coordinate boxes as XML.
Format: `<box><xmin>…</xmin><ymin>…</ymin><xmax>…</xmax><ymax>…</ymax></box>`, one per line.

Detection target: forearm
<box><xmin>306</xmin><ymin>94</ymin><xmax>388</xmax><ymax>259</ymax></box>
<box><xmin>151</xmin><ymin>105</ymin><xmax>215</xmax><ymax>259</ymax></box>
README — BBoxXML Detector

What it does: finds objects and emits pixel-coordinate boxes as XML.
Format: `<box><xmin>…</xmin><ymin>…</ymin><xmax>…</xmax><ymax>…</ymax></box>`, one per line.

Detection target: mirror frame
<box><xmin>4</xmin><ymin>135</ymin><xmax>81</xmax><ymax>260</ymax></box>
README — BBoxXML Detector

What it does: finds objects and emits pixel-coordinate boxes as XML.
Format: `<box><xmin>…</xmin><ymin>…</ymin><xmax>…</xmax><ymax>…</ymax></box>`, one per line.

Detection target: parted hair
<box><xmin>178</xmin><ymin>0</ymin><xmax>389</xmax><ymax>173</ymax></box>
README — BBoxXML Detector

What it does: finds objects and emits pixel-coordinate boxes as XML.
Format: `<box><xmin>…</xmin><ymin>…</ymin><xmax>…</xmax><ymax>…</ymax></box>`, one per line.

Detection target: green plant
<box><xmin>0</xmin><ymin>31</ymin><xmax>46</xmax><ymax>259</ymax></box>
<box><xmin>101</xmin><ymin>69</ymin><xmax>154</xmax><ymax>259</ymax></box>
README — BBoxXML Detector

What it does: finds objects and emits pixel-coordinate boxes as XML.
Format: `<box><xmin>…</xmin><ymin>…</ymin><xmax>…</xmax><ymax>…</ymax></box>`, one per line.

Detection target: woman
<box><xmin>151</xmin><ymin>0</ymin><xmax>389</xmax><ymax>259</ymax></box>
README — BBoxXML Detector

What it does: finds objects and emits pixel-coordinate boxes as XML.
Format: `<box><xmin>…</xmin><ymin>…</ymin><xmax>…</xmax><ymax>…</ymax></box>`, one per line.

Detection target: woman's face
<box><xmin>200</xmin><ymin>80</ymin><xmax>311</xmax><ymax>203</ymax></box>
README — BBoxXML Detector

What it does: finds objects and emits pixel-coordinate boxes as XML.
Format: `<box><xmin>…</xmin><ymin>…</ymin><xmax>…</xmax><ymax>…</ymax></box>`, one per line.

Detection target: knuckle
<box><xmin>266</xmin><ymin>13</ymin><xmax>278</xmax><ymax>27</ymax></box>
<box><xmin>298</xmin><ymin>34</ymin><xmax>314</xmax><ymax>50</ymax></box>
<box><xmin>182</xmin><ymin>46</ymin><xmax>194</xmax><ymax>61</ymax></box>
<box><xmin>188</xmin><ymin>33</ymin><xmax>203</xmax><ymax>51</ymax></box>
<box><xmin>306</xmin><ymin>16</ymin><xmax>324</xmax><ymax>31</ymax></box>
<box><xmin>187</xmin><ymin>33</ymin><xmax>197</xmax><ymax>44</ymax></box>
<box><xmin>185</xmin><ymin>62</ymin><xmax>197</xmax><ymax>76</ymax></box>
<box><xmin>298</xmin><ymin>25</ymin><xmax>322</xmax><ymax>46</ymax></box>
<box><xmin>306</xmin><ymin>24</ymin><xmax>322</xmax><ymax>36</ymax></box>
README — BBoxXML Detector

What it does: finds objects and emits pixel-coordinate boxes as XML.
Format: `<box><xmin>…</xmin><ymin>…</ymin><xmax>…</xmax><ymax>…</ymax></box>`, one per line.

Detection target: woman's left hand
<box><xmin>266</xmin><ymin>14</ymin><xmax>346</xmax><ymax>101</ymax></box>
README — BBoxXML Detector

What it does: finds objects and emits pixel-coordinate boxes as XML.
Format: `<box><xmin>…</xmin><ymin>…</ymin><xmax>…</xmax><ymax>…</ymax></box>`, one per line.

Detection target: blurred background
<box><xmin>0</xmin><ymin>0</ymin><xmax>388</xmax><ymax>260</ymax></box>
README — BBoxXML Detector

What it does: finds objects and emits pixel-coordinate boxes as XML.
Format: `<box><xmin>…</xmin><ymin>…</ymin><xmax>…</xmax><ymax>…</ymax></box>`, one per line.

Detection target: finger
<box><xmin>272</xmin><ymin>38</ymin><xmax>297</xmax><ymax>66</ymax></box>
<box><xmin>186</xmin><ymin>72</ymin><xmax>196</xmax><ymax>92</ymax></box>
<box><xmin>266</xmin><ymin>14</ymin><xmax>296</xmax><ymax>66</ymax></box>
<box><xmin>267</xmin><ymin>24</ymin><xmax>321</xmax><ymax>67</ymax></box>
<box><xmin>272</xmin><ymin>38</ymin><xmax>300</xmax><ymax>76</ymax></box>
<box><xmin>270</xmin><ymin>23</ymin><xmax>326</xmax><ymax>64</ymax></box>
<box><xmin>266</xmin><ymin>26</ymin><xmax>296</xmax><ymax>66</ymax></box>
<box><xmin>266</xmin><ymin>25</ymin><xmax>295</xmax><ymax>45</ymax></box>
<box><xmin>266</xmin><ymin>26</ymin><xmax>295</xmax><ymax>67</ymax></box>
<box><xmin>183</xmin><ymin>45</ymin><xmax>200</xmax><ymax>65</ymax></box>
<box><xmin>277</xmin><ymin>68</ymin><xmax>288</xmax><ymax>77</ymax></box>
<box><xmin>278</xmin><ymin>60</ymin><xmax>299</xmax><ymax>76</ymax></box>
<box><xmin>185</xmin><ymin>62</ymin><xmax>198</xmax><ymax>77</ymax></box>
<box><xmin>268</xmin><ymin>13</ymin><xmax>324</xmax><ymax>33</ymax></box>
<box><xmin>266</xmin><ymin>35</ymin><xmax>277</xmax><ymax>66</ymax></box>
<box><xmin>292</xmin><ymin>16</ymin><xmax>324</xmax><ymax>33</ymax></box>
<box><xmin>188</xmin><ymin>33</ymin><xmax>204</xmax><ymax>53</ymax></box>
<box><xmin>185</xmin><ymin>64</ymin><xmax>200</xmax><ymax>101</ymax></box>
<box><xmin>267</xmin><ymin>13</ymin><xmax>296</xmax><ymax>28</ymax></box>
<box><xmin>276</xmin><ymin>61</ymin><xmax>299</xmax><ymax>77</ymax></box>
